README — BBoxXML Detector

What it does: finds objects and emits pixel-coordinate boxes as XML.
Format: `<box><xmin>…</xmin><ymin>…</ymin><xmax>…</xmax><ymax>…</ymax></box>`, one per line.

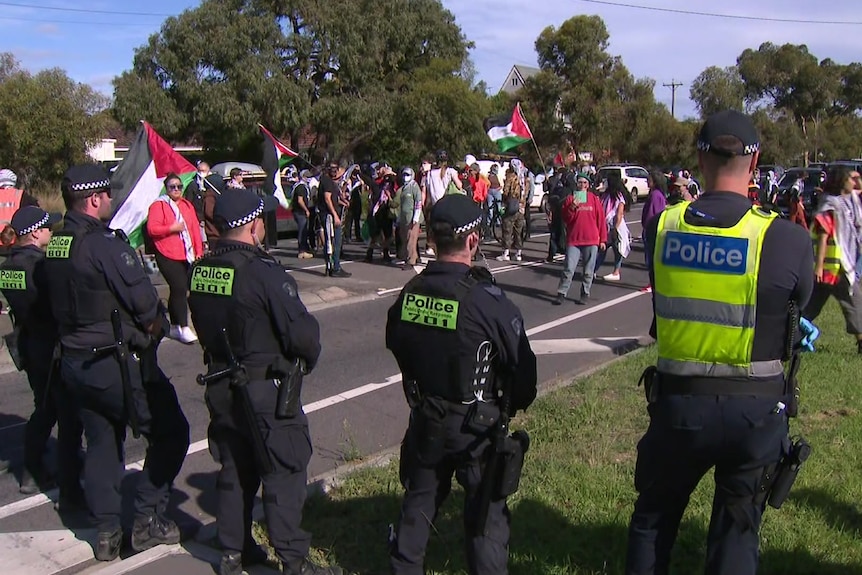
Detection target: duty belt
<box><xmin>206</xmin><ymin>361</ymin><xmax>278</xmax><ymax>383</ymax></box>
<box><xmin>657</xmin><ymin>376</ymin><xmax>786</xmax><ymax>398</ymax></box>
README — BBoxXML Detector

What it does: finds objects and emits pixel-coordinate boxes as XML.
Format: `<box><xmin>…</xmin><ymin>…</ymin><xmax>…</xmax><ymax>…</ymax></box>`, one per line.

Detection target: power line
<box><xmin>1</xmin><ymin>15</ymin><xmax>155</xmax><ymax>26</ymax></box>
<box><xmin>0</xmin><ymin>1</ymin><xmax>170</xmax><ymax>17</ymax></box>
<box><xmin>575</xmin><ymin>0</ymin><xmax>862</xmax><ymax>25</ymax></box>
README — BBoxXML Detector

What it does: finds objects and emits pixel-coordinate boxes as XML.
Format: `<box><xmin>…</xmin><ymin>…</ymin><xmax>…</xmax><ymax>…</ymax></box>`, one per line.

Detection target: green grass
<box><xmin>256</xmin><ymin>300</ymin><xmax>862</xmax><ymax>574</ymax></box>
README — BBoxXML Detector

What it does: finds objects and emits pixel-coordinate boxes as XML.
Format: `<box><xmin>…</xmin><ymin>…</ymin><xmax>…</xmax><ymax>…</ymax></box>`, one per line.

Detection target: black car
<box><xmin>772</xmin><ymin>167</ymin><xmax>823</xmax><ymax>218</ymax></box>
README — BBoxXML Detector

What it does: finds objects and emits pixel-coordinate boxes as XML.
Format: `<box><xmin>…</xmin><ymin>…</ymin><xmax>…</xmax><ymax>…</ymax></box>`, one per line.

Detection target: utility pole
<box><xmin>663</xmin><ymin>79</ymin><xmax>683</xmax><ymax>118</ymax></box>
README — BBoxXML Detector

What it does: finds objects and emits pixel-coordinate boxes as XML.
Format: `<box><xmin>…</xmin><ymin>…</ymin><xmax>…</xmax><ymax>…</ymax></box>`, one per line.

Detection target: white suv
<box><xmin>596</xmin><ymin>164</ymin><xmax>650</xmax><ymax>203</ymax></box>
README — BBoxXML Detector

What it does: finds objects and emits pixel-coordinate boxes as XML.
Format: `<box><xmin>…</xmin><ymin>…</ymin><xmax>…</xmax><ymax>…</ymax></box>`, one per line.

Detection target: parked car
<box><xmin>772</xmin><ymin>167</ymin><xmax>823</xmax><ymax>218</ymax></box>
<box><xmin>210</xmin><ymin>162</ymin><xmax>296</xmax><ymax>234</ymax></box>
<box><xmin>596</xmin><ymin>164</ymin><xmax>649</xmax><ymax>203</ymax></box>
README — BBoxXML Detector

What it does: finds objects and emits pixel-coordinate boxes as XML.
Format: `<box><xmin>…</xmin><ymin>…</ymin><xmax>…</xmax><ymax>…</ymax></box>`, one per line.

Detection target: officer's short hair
<box><xmin>430</xmin><ymin>221</ymin><xmax>476</xmax><ymax>256</ymax></box>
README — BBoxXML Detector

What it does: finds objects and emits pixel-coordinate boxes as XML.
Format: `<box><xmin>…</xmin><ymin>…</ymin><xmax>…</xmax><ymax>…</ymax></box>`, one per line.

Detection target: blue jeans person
<box><xmin>556</xmin><ymin>245</ymin><xmax>598</xmax><ymax>299</ymax></box>
<box><xmin>596</xmin><ymin>226</ymin><xmax>624</xmax><ymax>274</ymax></box>
<box><xmin>486</xmin><ymin>188</ymin><xmax>503</xmax><ymax>228</ymax></box>
<box><xmin>294</xmin><ymin>211</ymin><xmax>309</xmax><ymax>253</ymax></box>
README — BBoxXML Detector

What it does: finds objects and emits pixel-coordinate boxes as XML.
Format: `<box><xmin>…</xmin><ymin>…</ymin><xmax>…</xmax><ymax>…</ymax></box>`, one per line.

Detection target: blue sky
<box><xmin>4</xmin><ymin>0</ymin><xmax>862</xmax><ymax>120</ymax></box>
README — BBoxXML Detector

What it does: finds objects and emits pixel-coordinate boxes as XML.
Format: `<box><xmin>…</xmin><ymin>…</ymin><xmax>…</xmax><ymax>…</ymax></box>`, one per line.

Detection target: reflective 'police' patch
<box><xmin>282</xmin><ymin>281</ymin><xmax>297</xmax><ymax>298</ymax></box>
<box><xmin>121</xmin><ymin>252</ymin><xmax>137</xmax><ymax>267</ymax></box>
<box><xmin>661</xmin><ymin>231</ymin><xmax>748</xmax><ymax>275</ymax></box>
<box><xmin>46</xmin><ymin>236</ymin><xmax>73</xmax><ymax>259</ymax></box>
<box><xmin>190</xmin><ymin>265</ymin><xmax>235</xmax><ymax>296</ymax></box>
<box><xmin>400</xmin><ymin>293</ymin><xmax>458</xmax><ymax>330</ymax></box>
<box><xmin>0</xmin><ymin>270</ymin><xmax>26</xmax><ymax>290</ymax></box>
<box><xmin>511</xmin><ymin>317</ymin><xmax>523</xmax><ymax>337</ymax></box>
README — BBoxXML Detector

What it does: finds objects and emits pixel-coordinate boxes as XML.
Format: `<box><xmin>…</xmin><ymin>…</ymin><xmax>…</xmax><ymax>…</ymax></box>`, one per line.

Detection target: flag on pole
<box><xmin>109</xmin><ymin>121</ymin><xmax>196</xmax><ymax>249</ymax></box>
<box><xmin>483</xmin><ymin>102</ymin><xmax>534</xmax><ymax>153</ymax></box>
<box><xmin>259</xmin><ymin>124</ymin><xmax>299</xmax><ymax>209</ymax></box>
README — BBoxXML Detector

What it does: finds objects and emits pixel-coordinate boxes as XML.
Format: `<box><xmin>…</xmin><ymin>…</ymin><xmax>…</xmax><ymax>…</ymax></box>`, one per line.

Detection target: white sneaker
<box><xmin>168</xmin><ymin>325</ymin><xmax>182</xmax><ymax>341</ymax></box>
<box><xmin>496</xmin><ymin>253</ymin><xmax>510</xmax><ymax>262</ymax></box>
<box><xmin>515</xmin><ymin>251</ymin><xmax>522</xmax><ymax>262</ymax></box>
<box><xmin>178</xmin><ymin>326</ymin><xmax>198</xmax><ymax>344</ymax></box>
<box><xmin>425</xmin><ymin>248</ymin><xmax>435</xmax><ymax>256</ymax></box>
<box><xmin>603</xmin><ymin>272</ymin><xmax>621</xmax><ymax>281</ymax></box>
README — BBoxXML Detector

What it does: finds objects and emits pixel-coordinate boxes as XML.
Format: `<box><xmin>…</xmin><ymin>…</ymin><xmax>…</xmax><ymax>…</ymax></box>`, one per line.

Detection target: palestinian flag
<box><xmin>483</xmin><ymin>102</ymin><xmax>534</xmax><ymax>153</ymax></box>
<box><xmin>259</xmin><ymin>124</ymin><xmax>299</xmax><ymax>209</ymax></box>
<box><xmin>109</xmin><ymin>121</ymin><xmax>196</xmax><ymax>249</ymax></box>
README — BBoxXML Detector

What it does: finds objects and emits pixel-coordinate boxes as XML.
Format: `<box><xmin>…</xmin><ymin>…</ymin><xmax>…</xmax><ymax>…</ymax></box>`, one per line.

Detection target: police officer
<box><xmin>386</xmin><ymin>194</ymin><xmax>538</xmax><ymax>575</ymax></box>
<box><xmin>0</xmin><ymin>206</ymin><xmax>83</xmax><ymax>499</ymax></box>
<box><xmin>625</xmin><ymin>111</ymin><xmax>814</xmax><ymax>575</ymax></box>
<box><xmin>42</xmin><ymin>165</ymin><xmax>190</xmax><ymax>561</ymax></box>
<box><xmin>187</xmin><ymin>188</ymin><xmax>344</xmax><ymax>575</ymax></box>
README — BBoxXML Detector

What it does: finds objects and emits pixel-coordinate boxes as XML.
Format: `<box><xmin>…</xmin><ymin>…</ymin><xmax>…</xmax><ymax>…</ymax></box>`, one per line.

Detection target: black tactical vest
<box><xmin>397</xmin><ymin>267</ymin><xmax>497</xmax><ymax>402</ymax></box>
<box><xmin>43</xmin><ymin>225</ymin><xmax>126</xmax><ymax>334</ymax></box>
<box><xmin>188</xmin><ymin>244</ymin><xmax>281</xmax><ymax>365</ymax></box>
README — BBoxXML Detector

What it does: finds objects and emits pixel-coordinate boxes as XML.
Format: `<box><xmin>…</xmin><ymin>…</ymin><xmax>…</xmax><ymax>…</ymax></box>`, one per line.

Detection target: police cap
<box><xmin>10</xmin><ymin>206</ymin><xmax>61</xmax><ymax>236</ymax></box>
<box><xmin>429</xmin><ymin>194</ymin><xmax>483</xmax><ymax>236</ymax></box>
<box><xmin>213</xmin><ymin>188</ymin><xmax>278</xmax><ymax>232</ymax></box>
<box><xmin>61</xmin><ymin>164</ymin><xmax>112</xmax><ymax>200</ymax></box>
<box><xmin>697</xmin><ymin>110</ymin><xmax>760</xmax><ymax>157</ymax></box>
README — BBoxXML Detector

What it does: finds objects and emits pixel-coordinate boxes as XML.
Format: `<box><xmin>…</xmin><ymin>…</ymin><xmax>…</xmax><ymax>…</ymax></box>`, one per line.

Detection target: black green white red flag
<box><xmin>109</xmin><ymin>121</ymin><xmax>196</xmax><ymax>249</ymax></box>
<box><xmin>259</xmin><ymin>124</ymin><xmax>299</xmax><ymax>208</ymax></box>
<box><xmin>483</xmin><ymin>102</ymin><xmax>534</xmax><ymax>153</ymax></box>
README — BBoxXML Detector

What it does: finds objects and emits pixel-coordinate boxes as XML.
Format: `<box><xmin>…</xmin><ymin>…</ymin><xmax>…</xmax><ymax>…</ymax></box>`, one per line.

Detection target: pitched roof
<box><xmin>513</xmin><ymin>65</ymin><xmax>540</xmax><ymax>82</ymax></box>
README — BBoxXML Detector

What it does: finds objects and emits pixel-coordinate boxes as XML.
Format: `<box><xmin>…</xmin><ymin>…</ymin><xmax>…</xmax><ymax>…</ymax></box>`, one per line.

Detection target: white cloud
<box><xmin>443</xmin><ymin>0</ymin><xmax>862</xmax><ymax>118</ymax></box>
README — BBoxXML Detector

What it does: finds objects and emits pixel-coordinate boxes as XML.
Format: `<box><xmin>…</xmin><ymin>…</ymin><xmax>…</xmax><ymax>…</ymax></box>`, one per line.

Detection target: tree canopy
<box><xmin>0</xmin><ymin>53</ymin><xmax>110</xmax><ymax>191</ymax></box>
<box><xmin>112</xmin><ymin>0</ymin><xmax>495</xmax><ymax>166</ymax></box>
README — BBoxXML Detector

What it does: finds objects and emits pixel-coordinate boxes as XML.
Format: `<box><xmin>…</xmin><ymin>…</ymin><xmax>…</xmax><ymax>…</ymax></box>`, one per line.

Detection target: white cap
<box><xmin>465</xmin><ymin>154</ymin><xmax>477</xmax><ymax>166</ymax></box>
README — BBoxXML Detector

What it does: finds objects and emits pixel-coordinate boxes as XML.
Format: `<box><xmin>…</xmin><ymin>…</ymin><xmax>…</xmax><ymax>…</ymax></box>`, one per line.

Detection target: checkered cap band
<box><xmin>227</xmin><ymin>198</ymin><xmax>264</xmax><ymax>229</ymax></box>
<box><xmin>18</xmin><ymin>212</ymin><xmax>49</xmax><ymax>236</ymax></box>
<box><xmin>697</xmin><ymin>140</ymin><xmax>760</xmax><ymax>155</ymax></box>
<box><xmin>69</xmin><ymin>179</ymin><xmax>111</xmax><ymax>192</ymax></box>
<box><xmin>453</xmin><ymin>215</ymin><xmax>483</xmax><ymax>235</ymax></box>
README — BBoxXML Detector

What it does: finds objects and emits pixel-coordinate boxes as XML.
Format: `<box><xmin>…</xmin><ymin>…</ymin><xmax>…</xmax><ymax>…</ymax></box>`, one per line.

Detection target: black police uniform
<box><xmin>42</xmin><ymin>165</ymin><xmax>190</xmax><ymax>560</ymax></box>
<box><xmin>625</xmin><ymin>112</ymin><xmax>815</xmax><ymax>575</ymax></box>
<box><xmin>386</xmin><ymin>194</ymin><xmax>538</xmax><ymax>575</ymax></box>
<box><xmin>0</xmin><ymin>207</ymin><xmax>83</xmax><ymax>497</ymax></box>
<box><xmin>187</xmin><ymin>190</ymin><xmax>342</xmax><ymax>575</ymax></box>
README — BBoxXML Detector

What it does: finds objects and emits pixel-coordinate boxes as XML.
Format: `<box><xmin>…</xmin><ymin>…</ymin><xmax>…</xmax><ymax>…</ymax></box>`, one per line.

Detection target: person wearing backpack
<box><xmin>497</xmin><ymin>168</ymin><xmax>526</xmax><ymax>261</ymax></box>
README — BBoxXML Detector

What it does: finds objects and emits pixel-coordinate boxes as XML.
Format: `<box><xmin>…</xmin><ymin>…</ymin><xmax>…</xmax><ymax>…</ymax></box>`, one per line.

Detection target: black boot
<box><xmin>219</xmin><ymin>551</ymin><xmax>242</xmax><ymax>575</ymax></box>
<box><xmin>382</xmin><ymin>248</ymin><xmax>392</xmax><ymax>264</ymax></box>
<box><xmin>130</xmin><ymin>513</ymin><xmax>180</xmax><ymax>552</ymax></box>
<box><xmin>364</xmin><ymin>248</ymin><xmax>373</xmax><ymax>263</ymax></box>
<box><xmin>94</xmin><ymin>528</ymin><xmax>122</xmax><ymax>562</ymax></box>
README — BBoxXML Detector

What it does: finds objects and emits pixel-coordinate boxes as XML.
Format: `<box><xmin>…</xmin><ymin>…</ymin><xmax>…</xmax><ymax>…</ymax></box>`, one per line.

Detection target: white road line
<box><xmin>530</xmin><ymin>336</ymin><xmax>643</xmax><ymax>355</ymax></box>
<box><xmin>0</xmin><ymin>288</ymin><xmax>647</xmax><ymax>522</ymax></box>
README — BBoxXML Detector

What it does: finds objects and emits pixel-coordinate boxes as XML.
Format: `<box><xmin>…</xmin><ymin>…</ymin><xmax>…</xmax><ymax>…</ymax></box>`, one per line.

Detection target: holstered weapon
<box><xmin>767</xmin><ymin>436</ymin><xmax>811</xmax><ymax>509</ymax></box>
<box><xmin>3</xmin><ymin>325</ymin><xmax>24</xmax><ymax>372</ymax></box>
<box><xmin>275</xmin><ymin>358</ymin><xmax>305</xmax><ymax>420</ymax></box>
<box><xmin>196</xmin><ymin>329</ymin><xmax>274</xmax><ymax>475</ymax></box>
<box><xmin>476</xmin><ymin>377</ymin><xmax>512</xmax><ymax>536</ymax></box>
<box><xmin>93</xmin><ymin>309</ymin><xmax>141</xmax><ymax>439</ymax></box>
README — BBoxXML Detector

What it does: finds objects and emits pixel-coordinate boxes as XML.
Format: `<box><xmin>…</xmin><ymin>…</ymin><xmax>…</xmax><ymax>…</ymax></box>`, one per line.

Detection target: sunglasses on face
<box><xmin>167</xmin><ymin>183</ymin><xmax>183</xmax><ymax>190</ymax></box>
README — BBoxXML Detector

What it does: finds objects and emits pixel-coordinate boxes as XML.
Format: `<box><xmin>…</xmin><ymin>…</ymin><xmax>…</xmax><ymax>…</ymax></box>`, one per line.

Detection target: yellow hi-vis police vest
<box><xmin>653</xmin><ymin>201</ymin><xmax>783</xmax><ymax>378</ymax></box>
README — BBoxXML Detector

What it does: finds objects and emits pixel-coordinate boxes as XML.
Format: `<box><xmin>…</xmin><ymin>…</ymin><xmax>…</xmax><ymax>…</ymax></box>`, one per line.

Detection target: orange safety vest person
<box><xmin>0</xmin><ymin>188</ymin><xmax>24</xmax><ymax>225</ymax></box>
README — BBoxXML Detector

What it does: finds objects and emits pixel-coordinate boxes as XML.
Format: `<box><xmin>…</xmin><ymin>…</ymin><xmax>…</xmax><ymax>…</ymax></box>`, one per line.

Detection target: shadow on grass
<box><xmin>792</xmin><ymin>486</ymin><xmax>862</xmax><ymax>535</ymax></box>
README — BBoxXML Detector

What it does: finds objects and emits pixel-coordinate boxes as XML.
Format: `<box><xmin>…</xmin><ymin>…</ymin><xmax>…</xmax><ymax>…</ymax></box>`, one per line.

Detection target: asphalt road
<box><xmin>0</xmin><ymin>204</ymin><xmax>655</xmax><ymax>574</ymax></box>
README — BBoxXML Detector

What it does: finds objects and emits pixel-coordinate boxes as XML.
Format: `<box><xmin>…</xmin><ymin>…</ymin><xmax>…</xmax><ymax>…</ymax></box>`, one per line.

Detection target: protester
<box><xmin>422</xmin><ymin>151</ymin><xmax>461</xmax><ymax>256</ymax></box>
<box><xmin>292</xmin><ymin>170</ymin><xmax>314</xmax><ymax>259</ymax></box>
<box><xmin>595</xmin><ymin>175</ymin><xmax>631</xmax><ymax>281</ymax></box>
<box><xmin>497</xmin><ymin>167</ymin><xmax>526</xmax><ymax>262</ymax></box>
<box><xmin>393</xmin><ymin>166</ymin><xmax>423</xmax><ymax>269</ymax></box>
<box><xmin>553</xmin><ymin>172</ymin><xmax>606</xmax><ymax>305</ymax></box>
<box><xmin>227</xmin><ymin>168</ymin><xmax>245</xmax><ymax>189</ymax></box>
<box><xmin>146</xmin><ymin>173</ymin><xmax>203</xmax><ymax>344</ymax></box>
<box><xmin>640</xmin><ymin>171</ymin><xmax>668</xmax><ymax>292</ymax></box>
<box><xmin>804</xmin><ymin>166</ymin><xmax>862</xmax><ymax>353</ymax></box>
